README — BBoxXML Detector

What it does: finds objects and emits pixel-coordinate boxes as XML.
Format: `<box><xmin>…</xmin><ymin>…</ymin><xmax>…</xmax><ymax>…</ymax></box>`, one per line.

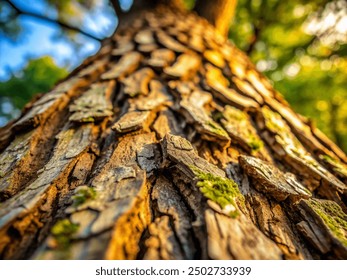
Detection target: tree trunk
<box><xmin>194</xmin><ymin>0</ymin><xmax>237</xmax><ymax>37</ymax></box>
<box><xmin>0</xmin><ymin>5</ymin><xmax>347</xmax><ymax>260</ymax></box>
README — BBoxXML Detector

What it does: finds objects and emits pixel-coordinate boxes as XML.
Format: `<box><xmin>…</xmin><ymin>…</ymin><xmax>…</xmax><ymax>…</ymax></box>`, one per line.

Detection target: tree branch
<box><xmin>246</xmin><ymin>23</ymin><xmax>262</xmax><ymax>55</ymax></box>
<box><xmin>4</xmin><ymin>0</ymin><xmax>102</xmax><ymax>41</ymax></box>
<box><xmin>194</xmin><ymin>0</ymin><xmax>237</xmax><ymax>37</ymax></box>
<box><xmin>245</xmin><ymin>0</ymin><xmax>266</xmax><ymax>56</ymax></box>
<box><xmin>109</xmin><ymin>0</ymin><xmax>126</xmax><ymax>17</ymax></box>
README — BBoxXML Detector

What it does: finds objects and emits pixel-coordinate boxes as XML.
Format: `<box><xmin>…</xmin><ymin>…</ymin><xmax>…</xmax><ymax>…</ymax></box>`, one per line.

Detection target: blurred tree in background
<box><xmin>0</xmin><ymin>0</ymin><xmax>115</xmax><ymax>124</ymax></box>
<box><xmin>0</xmin><ymin>56</ymin><xmax>67</xmax><ymax>123</ymax></box>
<box><xmin>229</xmin><ymin>0</ymin><xmax>347</xmax><ymax>152</ymax></box>
<box><xmin>0</xmin><ymin>0</ymin><xmax>346</xmax><ymax>152</ymax></box>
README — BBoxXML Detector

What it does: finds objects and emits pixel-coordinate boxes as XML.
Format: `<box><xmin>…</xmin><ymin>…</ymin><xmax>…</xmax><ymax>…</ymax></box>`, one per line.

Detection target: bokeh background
<box><xmin>0</xmin><ymin>0</ymin><xmax>346</xmax><ymax>152</ymax></box>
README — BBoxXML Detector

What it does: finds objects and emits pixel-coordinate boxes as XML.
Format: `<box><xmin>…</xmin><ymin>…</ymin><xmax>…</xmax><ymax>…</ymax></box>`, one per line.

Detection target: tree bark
<box><xmin>194</xmin><ymin>0</ymin><xmax>237</xmax><ymax>37</ymax></box>
<box><xmin>0</xmin><ymin>5</ymin><xmax>347</xmax><ymax>260</ymax></box>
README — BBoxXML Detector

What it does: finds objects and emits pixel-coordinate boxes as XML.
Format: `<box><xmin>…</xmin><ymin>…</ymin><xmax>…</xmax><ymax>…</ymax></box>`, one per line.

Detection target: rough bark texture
<box><xmin>0</xmin><ymin>6</ymin><xmax>347</xmax><ymax>260</ymax></box>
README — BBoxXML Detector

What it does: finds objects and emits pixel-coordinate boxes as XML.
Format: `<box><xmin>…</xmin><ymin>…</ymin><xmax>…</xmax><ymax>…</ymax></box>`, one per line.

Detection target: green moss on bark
<box><xmin>247</xmin><ymin>135</ymin><xmax>264</xmax><ymax>152</ymax></box>
<box><xmin>320</xmin><ymin>155</ymin><xmax>347</xmax><ymax>177</ymax></box>
<box><xmin>72</xmin><ymin>185</ymin><xmax>97</xmax><ymax>207</ymax></box>
<box><xmin>205</xmin><ymin>121</ymin><xmax>229</xmax><ymax>138</ymax></box>
<box><xmin>190</xmin><ymin>166</ymin><xmax>244</xmax><ymax>218</ymax></box>
<box><xmin>309</xmin><ymin>199</ymin><xmax>347</xmax><ymax>247</ymax></box>
<box><xmin>51</xmin><ymin>219</ymin><xmax>79</xmax><ymax>250</ymax></box>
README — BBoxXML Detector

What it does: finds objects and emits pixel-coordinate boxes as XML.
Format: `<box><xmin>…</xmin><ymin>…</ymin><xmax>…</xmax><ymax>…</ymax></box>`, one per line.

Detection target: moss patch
<box><xmin>262</xmin><ymin>107</ymin><xmax>289</xmax><ymax>134</ymax></box>
<box><xmin>212</xmin><ymin>111</ymin><xmax>224</xmax><ymax>122</ymax></box>
<box><xmin>51</xmin><ymin>219</ymin><xmax>79</xmax><ymax>250</ymax></box>
<box><xmin>247</xmin><ymin>135</ymin><xmax>264</xmax><ymax>152</ymax></box>
<box><xmin>309</xmin><ymin>199</ymin><xmax>347</xmax><ymax>247</ymax></box>
<box><xmin>191</xmin><ymin>166</ymin><xmax>244</xmax><ymax>218</ymax></box>
<box><xmin>72</xmin><ymin>186</ymin><xmax>97</xmax><ymax>207</ymax></box>
<box><xmin>80</xmin><ymin>117</ymin><xmax>95</xmax><ymax>123</ymax></box>
<box><xmin>205</xmin><ymin>121</ymin><xmax>229</xmax><ymax>138</ymax></box>
<box><xmin>320</xmin><ymin>155</ymin><xmax>347</xmax><ymax>177</ymax></box>
<box><xmin>223</xmin><ymin>106</ymin><xmax>247</xmax><ymax>121</ymax></box>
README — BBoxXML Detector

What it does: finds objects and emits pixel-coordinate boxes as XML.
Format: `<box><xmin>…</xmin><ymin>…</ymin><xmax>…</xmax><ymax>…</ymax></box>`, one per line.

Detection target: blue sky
<box><xmin>0</xmin><ymin>0</ymin><xmax>121</xmax><ymax>81</ymax></box>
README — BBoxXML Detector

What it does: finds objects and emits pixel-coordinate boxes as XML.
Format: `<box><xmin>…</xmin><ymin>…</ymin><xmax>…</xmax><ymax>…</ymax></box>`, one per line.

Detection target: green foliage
<box><xmin>229</xmin><ymin>0</ymin><xmax>347</xmax><ymax>152</ymax></box>
<box><xmin>0</xmin><ymin>56</ymin><xmax>67</xmax><ymax>123</ymax></box>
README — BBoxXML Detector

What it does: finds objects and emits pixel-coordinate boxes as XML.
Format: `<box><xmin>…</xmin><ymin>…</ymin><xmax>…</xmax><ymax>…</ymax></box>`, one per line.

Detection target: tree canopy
<box><xmin>0</xmin><ymin>56</ymin><xmax>67</xmax><ymax>124</ymax></box>
<box><xmin>229</xmin><ymin>0</ymin><xmax>347</xmax><ymax>152</ymax></box>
